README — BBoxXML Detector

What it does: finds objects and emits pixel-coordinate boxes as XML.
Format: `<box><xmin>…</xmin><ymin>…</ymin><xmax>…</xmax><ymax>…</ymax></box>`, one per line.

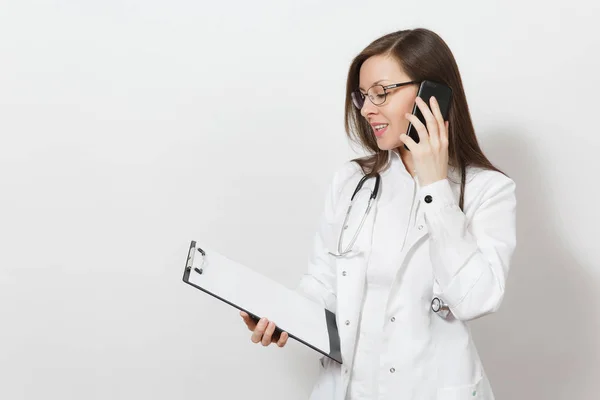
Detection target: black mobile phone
<box><xmin>404</xmin><ymin>80</ymin><xmax>453</xmax><ymax>150</ymax></box>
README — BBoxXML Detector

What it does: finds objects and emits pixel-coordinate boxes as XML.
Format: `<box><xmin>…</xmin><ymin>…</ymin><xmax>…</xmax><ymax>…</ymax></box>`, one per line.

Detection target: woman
<box><xmin>240</xmin><ymin>28</ymin><xmax>516</xmax><ymax>400</ymax></box>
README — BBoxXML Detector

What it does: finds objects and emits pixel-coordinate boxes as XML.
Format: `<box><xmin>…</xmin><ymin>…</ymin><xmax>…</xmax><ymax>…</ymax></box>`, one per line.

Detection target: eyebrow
<box><xmin>358</xmin><ymin>79</ymin><xmax>389</xmax><ymax>91</ymax></box>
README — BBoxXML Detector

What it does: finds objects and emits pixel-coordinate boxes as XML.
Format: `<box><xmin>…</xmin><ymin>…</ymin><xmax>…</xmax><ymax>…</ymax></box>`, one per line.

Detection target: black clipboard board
<box><xmin>182</xmin><ymin>240</ymin><xmax>342</xmax><ymax>364</ymax></box>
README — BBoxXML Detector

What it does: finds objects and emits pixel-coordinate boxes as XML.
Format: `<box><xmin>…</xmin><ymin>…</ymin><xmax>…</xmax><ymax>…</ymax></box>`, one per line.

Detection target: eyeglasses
<box><xmin>351</xmin><ymin>81</ymin><xmax>419</xmax><ymax>109</ymax></box>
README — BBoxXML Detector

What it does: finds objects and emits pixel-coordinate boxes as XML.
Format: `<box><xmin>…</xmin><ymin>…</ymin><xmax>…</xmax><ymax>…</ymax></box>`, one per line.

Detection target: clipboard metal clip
<box><xmin>185</xmin><ymin>240</ymin><xmax>206</xmax><ymax>274</ymax></box>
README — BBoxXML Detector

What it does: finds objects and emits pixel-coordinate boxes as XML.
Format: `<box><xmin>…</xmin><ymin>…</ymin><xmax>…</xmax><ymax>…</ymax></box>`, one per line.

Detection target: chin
<box><xmin>375</xmin><ymin>135</ymin><xmax>401</xmax><ymax>151</ymax></box>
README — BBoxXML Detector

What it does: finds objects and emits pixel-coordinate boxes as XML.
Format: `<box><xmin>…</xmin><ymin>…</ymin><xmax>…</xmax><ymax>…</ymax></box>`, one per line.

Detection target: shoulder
<box><xmin>326</xmin><ymin>160</ymin><xmax>364</xmax><ymax>205</ymax></box>
<box><xmin>331</xmin><ymin>160</ymin><xmax>363</xmax><ymax>184</ymax></box>
<box><xmin>465</xmin><ymin>166</ymin><xmax>515</xmax><ymax>194</ymax></box>
<box><xmin>460</xmin><ymin>166</ymin><xmax>516</xmax><ymax>212</ymax></box>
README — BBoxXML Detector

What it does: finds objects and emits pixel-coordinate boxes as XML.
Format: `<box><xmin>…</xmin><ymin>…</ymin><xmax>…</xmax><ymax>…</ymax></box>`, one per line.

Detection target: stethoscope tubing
<box><xmin>328</xmin><ymin>172</ymin><xmax>450</xmax><ymax>317</ymax></box>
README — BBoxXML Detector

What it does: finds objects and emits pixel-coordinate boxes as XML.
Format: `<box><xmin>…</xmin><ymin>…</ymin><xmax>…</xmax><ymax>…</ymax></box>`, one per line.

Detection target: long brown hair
<box><xmin>344</xmin><ymin>28</ymin><xmax>505</xmax><ymax>210</ymax></box>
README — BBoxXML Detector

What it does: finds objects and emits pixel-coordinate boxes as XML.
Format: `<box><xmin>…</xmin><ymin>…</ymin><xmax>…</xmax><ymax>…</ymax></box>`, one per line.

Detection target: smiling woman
<box><xmin>242</xmin><ymin>27</ymin><xmax>517</xmax><ymax>400</ymax></box>
<box><xmin>345</xmin><ymin>28</ymin><xmax>505</xmax><ymax>211</ymax></box>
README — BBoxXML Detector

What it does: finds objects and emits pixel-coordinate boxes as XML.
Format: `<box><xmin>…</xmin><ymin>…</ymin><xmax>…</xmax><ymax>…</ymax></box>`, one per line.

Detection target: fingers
<box><xmin>429</xmin><ymin>96</ymin><xmax>445</xmax><ymax>129</ymax></box>
<box><xmin>262</xmin><ymin>321</ymin><xmax>276</xmax><ymax>346</ymax></box>
<box><xmin>443</xmin><ymin>120</ymin><xmax>449</xmax><ymax>146</ymax></box>
<box><xmin>415</xmin><ymin>96</ymin><xmax>438</xmax><ymax>146</ymax></box>
<box><xmin>250</xmin><ymin>318</ymin><xmax>269</xmax><ymax>344</ymax></box>
<box><xmin>429</xmin><ymin>96</ymin><xmax>448</xmax><ymax>147</ymax></box>
<box><xmin>240</xmin><ymin>311</ymin><xmax>257</xmax><ymax>331</ymax></box>
<box><xmin>399</xmin><ymin>132</ymin><xmax>418</xmax><ymax>152</ymax></box>
<box><xmin>277</xmin><ymin>331</ymin><xmax>289</xmax><ymax>348</ymax></box>
<box><xmin>405</xmin><ymin>110</ymin><xmax>428</xmax><ymax>145</ymax></box>
<box><xmin>241</xmin><ymin>313</ymin><xmax>287</xmax><ymax>348</ymax></box>
<box><xmin>405</xmin><ymin>97</ymin><xmax>449</xmax><ymax>150</ymax></box>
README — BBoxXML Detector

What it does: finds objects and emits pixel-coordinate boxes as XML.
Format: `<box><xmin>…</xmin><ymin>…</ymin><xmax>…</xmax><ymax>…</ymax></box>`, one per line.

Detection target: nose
<box><xmin>360</xmin><ymin>98</ymin><xmax>378</xmax><ymax>118</ymax></box>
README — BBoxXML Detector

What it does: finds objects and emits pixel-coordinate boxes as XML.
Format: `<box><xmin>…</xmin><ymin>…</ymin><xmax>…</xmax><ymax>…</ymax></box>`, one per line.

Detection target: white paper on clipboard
<box><xmin>181</xmin><ymin>240</ymin><xmax>341</xmax><ymax>363</ymax></box>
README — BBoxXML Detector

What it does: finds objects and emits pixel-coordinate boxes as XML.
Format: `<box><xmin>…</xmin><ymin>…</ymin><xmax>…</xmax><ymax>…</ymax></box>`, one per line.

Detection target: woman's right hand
<box><xmin>240</xmin><ymin>311</ymin><xmax>289</xmax><ymax>348</ymax></box>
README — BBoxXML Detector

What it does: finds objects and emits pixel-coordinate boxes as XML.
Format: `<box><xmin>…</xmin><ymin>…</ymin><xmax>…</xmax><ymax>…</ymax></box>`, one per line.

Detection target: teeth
<box><xmin>374</xmin><ymin>124</ymin><xmax>388</xmax><ymax>131</ymax></box>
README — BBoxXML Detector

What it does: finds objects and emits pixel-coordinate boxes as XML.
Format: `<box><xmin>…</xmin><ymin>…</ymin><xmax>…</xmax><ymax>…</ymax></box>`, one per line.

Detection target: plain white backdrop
<box><xmin>1</xmin><ymin>0</ymin><xmax>599</xmax><ymax>399</ymax></box>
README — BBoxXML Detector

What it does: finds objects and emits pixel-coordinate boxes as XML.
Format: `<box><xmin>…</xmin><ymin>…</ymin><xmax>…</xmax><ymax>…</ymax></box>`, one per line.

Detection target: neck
<box><xmin>395</xmin><ymin>147</ymin><xmax>417</xmax><ymax>177</ymax></box>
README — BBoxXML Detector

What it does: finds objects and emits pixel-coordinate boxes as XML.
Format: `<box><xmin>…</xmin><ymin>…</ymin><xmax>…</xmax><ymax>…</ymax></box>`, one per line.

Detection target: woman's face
<box><xmin>357</xmin><ymin>54</ymin><xmax>419</xmax><ymax>151</ymax></box>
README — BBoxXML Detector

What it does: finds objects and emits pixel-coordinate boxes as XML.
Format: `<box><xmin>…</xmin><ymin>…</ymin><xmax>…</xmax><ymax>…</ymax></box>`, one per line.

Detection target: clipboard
<box><xmin>182</xmin><ymin>240</ymin><xmax>342</xmax><ymax>364</ymax></box>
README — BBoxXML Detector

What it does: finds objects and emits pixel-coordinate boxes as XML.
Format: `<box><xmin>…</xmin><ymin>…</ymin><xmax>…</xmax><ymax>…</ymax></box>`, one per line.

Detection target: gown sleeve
<box><xmin>419</xmin><ymin>172</ymin><xmax>517</xmax><ymax>321</ymax></box>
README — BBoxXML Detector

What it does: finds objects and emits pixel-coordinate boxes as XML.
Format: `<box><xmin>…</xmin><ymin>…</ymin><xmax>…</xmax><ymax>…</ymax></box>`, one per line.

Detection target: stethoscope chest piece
<box><xmin>431</xmin><ymin>297</ymin><xmax>450</xmax><ymax>318</ymax></box>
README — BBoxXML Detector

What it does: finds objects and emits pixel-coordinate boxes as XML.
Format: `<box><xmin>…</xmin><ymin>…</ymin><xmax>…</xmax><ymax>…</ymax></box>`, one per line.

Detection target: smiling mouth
<box><xmin>373</xmin><ymin>124</ymin><xmax>388</xmax><ymax>137</ymax></box>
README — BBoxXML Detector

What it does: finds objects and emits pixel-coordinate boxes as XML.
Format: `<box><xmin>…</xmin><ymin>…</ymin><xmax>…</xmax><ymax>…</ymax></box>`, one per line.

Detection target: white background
<box><xmin>1</xmin><ymin>0</ymin><xmax>599</xmax><ymax>399</ymax></box>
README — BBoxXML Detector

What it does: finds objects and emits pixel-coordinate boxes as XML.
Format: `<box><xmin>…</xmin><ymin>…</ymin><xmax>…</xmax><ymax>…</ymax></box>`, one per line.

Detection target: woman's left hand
<box><xmin>399</xmin><ymin>96</ymin><xmax>450</xmax><ymax>187</ymax></box>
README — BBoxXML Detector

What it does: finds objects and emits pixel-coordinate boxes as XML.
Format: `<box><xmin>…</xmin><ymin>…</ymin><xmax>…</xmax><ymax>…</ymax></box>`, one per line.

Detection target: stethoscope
<box><xmin>328</xmin><ymin>173</ymin><xmax>381</xmax><ymax>258</ymax></box>
<box><xmin>431</xmin><ymin>297</ymin><xmax>450</xmax><ymax>318</ymax></box>
<box><xmin>327</xmin><ymin>172</ymin><xmax>450</xmax><ymax>317</ymax></box>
